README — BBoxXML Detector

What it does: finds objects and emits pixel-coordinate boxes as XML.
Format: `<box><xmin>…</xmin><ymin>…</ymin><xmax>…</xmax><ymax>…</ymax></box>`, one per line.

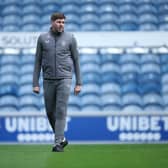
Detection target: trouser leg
<box><xmin>55</xmin><ymin>78</ymin><xmax>72</xmax><ymax>144</ymax></box>
<box><xmin>43</xmin><ymin>80</ymin><xmax>56</xmax><ymax>132</ymax></box>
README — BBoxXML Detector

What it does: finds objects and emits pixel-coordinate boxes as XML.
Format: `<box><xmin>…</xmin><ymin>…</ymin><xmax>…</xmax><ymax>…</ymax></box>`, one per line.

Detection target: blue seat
<box><xmin>81</xmin><ymin>83</ymin><xmax>100</xmax><ymax>96</ymax></box>
<box><xmin>100</xmin><ymin>13</ymin><xmax>119</xmax><ymax>25</ymax></box>
<box><xmin>99</xmin><ymin>3</ymin><xmax>118</xmax><ymax>14</ymax></box>
<box><xmin>0</xmin><ymin>95</ymin><xmax>18</xmax><ymax>109</ymax></box>
<box><xmin>80</xmin><ymin>54</ymin><xmax>101</xmax><ymax>65</ymax></box>
<box><xmin>102</xmin><ymin>93</ymin><xmax>121</xmax><ymax>111</ymax></box>
<box><xmin>160</xmin><ymin>54</ymin><xmax>168</xmax><ymax>64</ymax></box>
<box><xmin>140</xmin><ymin>72</ymin><xmax>160</xmax><ymax>83</ymax></box>
<box><xmin>65</xmin><ymin>23</ymin><xmax>80</xmax><ymax>31</ymax></box>
<box><xmin>102</xmin><ymin>83</ymin><xmax>121</xmax><ymax>95</ymax></box>
<box><xmin>81</xmin><ymin>63</ymin><xmax>100</xmax><ymax>74</ymax></box>
<box><xmin>139</xmin><ymin>14</ymin><xmax>158</xmax><ymax>25</ymax></box>
<box><xmin>22</xmin><ymin>24</ymin><xmax>40</xmax><ymax>31</ymax></box>
<box><xmin>163</xmin><ymin>94</ymin><xmax>168</xmax><ymax>109</ymax></box>
<box><xmin>18</xmin><ymin>84</ymin><xmax>36</xmax><ymax>96</ymax></box>
<box><xmin>2</xmin><ymin>5</ymin><xmax>21</xmax><ymax>16</ymax></box>
<box><xmin>22</xmin><ymin>0</ymin><xmax>40</xmax><ymax>6</ymax></box>
<box><xmin>121</xmin><ymin>63</ymin><xmax>140</xmax><ymax>74</ymax></box>
<box><xmin>0</xmin><ymin>83</ymin><xmax>18</xmax><ymax>96</ymax></box>
<box><xmin>0</xmin><ymin>107</ymin><xmax>18</xmax><ymax>112</ymax></box>
<box><xmin>162</xmin><ymin>84</ymin><xmax>168</xmax><ymax>94</ymax></box>
<box><xmin>20</xmin><ymin>74</ymin><xmax>33</xmax><ymax>85</ymax></box>
<box><xmin>3</xmin><ymin>15</ymin><xmax>21</xmax><ymax>26</ymax></box>
<box><xmin>41</xmin><ymin>24</ymin><xmax>50</xmax><ymax>32</ymax></box>
<box><xmin>80</xmin><ymin>23</ymin><xmax>99</xmax><ymax>31</ymax></box>
<box><xmin>122</xmin><ymin>93</ymin><xmax>142</xmax><ymax>110</ymax></box>
<box><xmin>101</xmin><ymin>54</ymin><xmax>120</xmax><ymax>64</ymax></box>
<box><xmin>80</xmin><ymin>3</ymin><xmax>99</xmax><ymax>14</ymax></box>
<box><xmin>0</xmin><ymin>64</ymin><xmax>19</xmax><ymax>75</ymax></box>
<box><xmin>80</xmin><ymin>14</ymin><xmax>99</xmax><ymax>25</ymax></box>
<box><xmin>0</xmin><ymin>74</ymin><xmax>19</xmax><ymax>85</ymax></box>
<box><xmin>81</xmin><ymin>95</ymin><xmax>101</xmax><ymax>110</ymax></box>
<box><xmin>21</xmin><ymin>55</ymin><xmax>34</xmax><ymax>64</ymax></box>
<box><xmin>61</xmin><ymin>4</ymin><xmax>79</xmax><ymax>15</ymax></box>
<box><xmin>119</xmin><ymin>4</ymin><xmax>137</xmax><ymax>14</ymax></box>
<box><xmin>120</xmin><ymin>54</ymin><xmax>140</xmax><ymax>64</ymax></box>
<box><xmin>65</xmin><ymin>13</ymin><xmax>80</xmax><ymax>25</ymax></box>
<box><xmin>3</xmin><ymin>25</ymin><xmax>20</xmax><ymax>31</ymax></box>
<box><xmin>3</xmin><ymin>0</ymin><xmax>21</xmax><ymax>6</ymax></box>
<box><xmin>143</xmin><ymin>93</ymin><xmax>163</xmax><ymax>111</ymax></box>
<box><xmin>122</xmin><ymin>82</ymin><xmax>140</xmax><ymax>94</ymax></box>
<box><xmin>22</xmin><ymin>5</ymin><xmax>41</xmax><ymax>15</ymax></box>
<box><xmin>22</xmin><ymin>14</ymin><xmax>40</xmax><ymax>26</ymax></box>
<box><xmin>102</xmin><ymin>62</ymin><xmax>120</xmax><ymax>73</ymax></box>
<box><xmin>141</xmin><ymin>82</ymin><xmax>161</xmax><ymax>94</ymax></box>
<box><xmin>100</xmin><ymin>23</ymin><xmax>119</xmax><ymax>31</ymax></box>
<box><xmin>19</xmin><ymin>95</ymin><xmax>41</xmax><ymax>111</ymax></box>
<box><xmin>122</xmin><ymin>72</ymin><xmax>139</xmax><ymax>83</ymax></box>
<box><xmin>138</xmin><ymin>4</ymin><xmax>157</xmax><ymax>15</ymax></box>
<box><xmin>68</xmin><ymin>94</ymin><xmax>81</xmax><ymax>110</ymax></box>
<box><xmin>159</xmin><ymin>24</ymin><xmax>168</xmax><ymax>31</ymax></box>
<box><xmin>162</xmin><ymin>74</ymin><xmax>168</xmax><ymax>84</ymax></box>
<box><xmin>0</xmin><ymin>55</ymin><xmax>20</xmax><ymax>65</ymax></box>
<box><xmin>21</xmin><ymin>64</ymin><xmax>34</xmax><ymax>75</ymax></box>
<box><xmin>139</xmin><ymin>23</ymin><xmax>158</xmax><ymax>31</ymax></box>
<box><xmin>120</xmin><ymin>14</ymin><xmax>138</xmax><ymax>30</ymax></box>
<box><xmin>41</xmin><ymin>14</ymin><xmax>51</xmax><ymax>25</ymax></box>
<box><xmin>42</xmin><ymin>4</ymin><xmax>60</xmax><ymax>14</ymax></box>
<box><xmin>83</xmin><ymin>73</ymin><xmax>100</xmax><ymax>85</ymax></box>
<box><xmin>141</xmin><ymin>54</ymin><xmax>160</xmax><ymax>64</ymax></box>
<box><xmin>141</xmin><ymin>63</ymin><xmax>160</xmax><ymax>74</ymax></box>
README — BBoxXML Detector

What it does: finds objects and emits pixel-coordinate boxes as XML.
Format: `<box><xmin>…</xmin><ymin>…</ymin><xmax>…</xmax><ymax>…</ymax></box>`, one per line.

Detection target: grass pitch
<box><xmin>0</xmin><ymin>144</ymin><xmax>168</xmax><ymax>168</ymax></box>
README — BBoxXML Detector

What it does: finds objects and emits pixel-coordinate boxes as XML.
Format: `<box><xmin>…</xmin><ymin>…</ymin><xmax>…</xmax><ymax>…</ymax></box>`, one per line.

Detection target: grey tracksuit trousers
<box><xmin>43</xmin><ymin>78</ymin><xmax>72</xmax><ymax>144</ymax></box>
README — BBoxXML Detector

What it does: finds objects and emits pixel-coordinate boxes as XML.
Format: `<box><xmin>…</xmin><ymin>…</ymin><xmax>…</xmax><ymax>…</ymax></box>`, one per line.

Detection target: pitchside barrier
<box><xmin>0</xmin><ymin>32</ymin><xmax>168</xmax><ymax>143</ymax></box>
<box><xmin>0</xmin><ymin>111</ymin><xmax>168</xmax><ymax>143</ymax></box>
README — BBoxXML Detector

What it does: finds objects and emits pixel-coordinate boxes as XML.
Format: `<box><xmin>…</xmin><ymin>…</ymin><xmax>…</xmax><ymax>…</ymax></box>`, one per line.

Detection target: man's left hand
<box><xmin>74</xmin><ymin>85</ymin><xmax>81</xmax><ymax>95</ymax></box>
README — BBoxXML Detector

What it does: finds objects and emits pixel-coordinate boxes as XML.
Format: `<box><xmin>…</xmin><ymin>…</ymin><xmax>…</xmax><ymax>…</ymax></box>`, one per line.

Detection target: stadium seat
<box><xmin>2</xmin><ymin>5</ymin><xmax>21</xmax><ymax>16</ymax></box>
<box><xmin>68</xmin><ymin>94</ymin><xmax>81</xmax><ymax>111</ymax></box>
<box><xmin>0</xmin><ymin>83</ymin><xmax>18</xmax><ymax>96</ymax></box>
<box><xmin>120</xmin><ymin>54</ymin><xmax>140</xmax><ymax>64</ymax></box>
<box><xmin>122</xmin><ymin>82</ymin><xmax>140</xmax><ymax>94</ymax></box>
<box><xmin>80</xmin><ymin>23</ymin><xmax>99</xmax><ymax>31</ymax></box>
<box><xmin>141</xmin><ymin>63</ymin><xmax>160</xmax><ymax>74</ymax></box>
<box><xmin>83</xmin><ymin>73</ymin><xmax>101</xmax><ymax>85</ymax></box>
<box><xmin>102</xmin><ymin>93</ymin><xmax>121</xmax><ymax>111</ymax></box>
<box><xmin>19</xmin><ymin>95</ymin><xmax>41</xmax><ymax>112</ymax></box>
<box><xmin>81</xmin><ymin>63</ymin><xmax>100</xmax><ymax>74</ymax></box>
<box><xmin>0</xmin><ymin>95</ymin><xmax>18</xmax><ymax>110</ymax></box>
<box><xmin>141</xmin><ymin>54</ymin><xmax>160</xmax><ymax>64</ymax></box>
<box><xmin>122</xmin><ymin>93</ymin><xmax>142</xmax><ymax>111</ymax></box>
<box><xmin>143</xmin><ymin>93</ymin><xmax>163</xmax><ymax>111</ymax></box>
<box><xmin>81</xmin><ymin>83</ymin><xmax>100</xmax><ymax>96</ymax></box>
<box><xmin>101</xmin><ymin>83</ymin><xmax>121</xmax><ymax>95</ymax></box>
<box><xmin>80</xmin><ymin>54</ymin><xmax>101</xmax><ymax>65</ymax></box>
<box><xmin>121</xmin><ymin>63</ymin><xmax>140</xmax><ymax>74</ymax></box>
<box><xmin>81</xmin><ymin>95</ymin><xmax>101</xmax><ymax>111</ymax></box>
<box><xmin>120</xmin><ymin>13</ymin><xmax>138</xmax><ymax>31</ymax></box>
<box><xmin>22</xmin><ymin>4</ymin><xmax>41</xmax><ymax>15</ymax></box>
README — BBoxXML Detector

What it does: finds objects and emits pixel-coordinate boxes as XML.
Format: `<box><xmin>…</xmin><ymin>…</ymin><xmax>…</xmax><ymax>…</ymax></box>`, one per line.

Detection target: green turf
<box><xmin>0</xmin><ymin>144</ymin><xmax>168</xmax><ymax>168</ymax></box>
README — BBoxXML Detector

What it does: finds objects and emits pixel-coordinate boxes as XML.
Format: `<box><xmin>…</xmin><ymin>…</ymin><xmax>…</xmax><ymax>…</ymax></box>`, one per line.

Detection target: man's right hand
<box><xmin>33</xmin><ymin>86</ymin><xmax>40</xmax><ymax>94</ymax></box>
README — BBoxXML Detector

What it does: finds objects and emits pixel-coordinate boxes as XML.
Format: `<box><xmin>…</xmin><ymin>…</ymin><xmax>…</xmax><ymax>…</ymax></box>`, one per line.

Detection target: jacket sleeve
<box><xmin>70</xmin><ymin>35</ymin><xmax>82</xmax><ymax>85</ymax></box>
<box><xmin>33</xmin><ymin>35</ymin><xmax>42</xmax><ymax>87</ymax></box>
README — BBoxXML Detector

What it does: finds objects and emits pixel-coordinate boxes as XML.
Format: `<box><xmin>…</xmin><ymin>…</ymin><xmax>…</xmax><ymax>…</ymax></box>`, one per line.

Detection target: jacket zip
<box><xmin>54</xmin><ymin>37</ymin><xmax>57</xmax><ymax>77</ymax></box>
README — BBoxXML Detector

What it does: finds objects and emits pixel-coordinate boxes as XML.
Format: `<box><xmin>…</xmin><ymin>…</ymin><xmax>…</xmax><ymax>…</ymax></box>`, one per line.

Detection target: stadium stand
<box><xmin>0</xmin><ymin>0</ymin><xmax>168</xmax><ymax>113</ymax></box>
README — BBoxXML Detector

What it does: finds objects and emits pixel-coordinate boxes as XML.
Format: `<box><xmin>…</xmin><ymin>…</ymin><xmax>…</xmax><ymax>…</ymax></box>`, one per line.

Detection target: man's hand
<box><xmin>74</xmin><ymin>85</ymin><xmax>81</xmax><ymax>95</ymax></box>
<box><xmin>33</xmin><ymin>86</ymin><xmax>40</xmax><ymax>94</ymax></box>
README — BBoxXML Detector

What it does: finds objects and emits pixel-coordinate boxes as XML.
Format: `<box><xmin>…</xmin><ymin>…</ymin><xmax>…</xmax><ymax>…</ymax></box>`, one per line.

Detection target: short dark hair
<box><xmin>50</xmin><ymin>12</ymin><xmax>66</xmax><ymax>21</ymax></box>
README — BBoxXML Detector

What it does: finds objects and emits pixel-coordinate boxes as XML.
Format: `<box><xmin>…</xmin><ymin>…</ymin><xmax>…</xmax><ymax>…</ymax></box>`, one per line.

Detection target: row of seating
<box><xmin>0</xmin><ymin>0</ymin><xmax>168</xmax><ymax>31</ymax></box>
<box><xmin>0</xmin><ymin>51</ymin><xmax>168</xmax><ymax>112</ymax></box>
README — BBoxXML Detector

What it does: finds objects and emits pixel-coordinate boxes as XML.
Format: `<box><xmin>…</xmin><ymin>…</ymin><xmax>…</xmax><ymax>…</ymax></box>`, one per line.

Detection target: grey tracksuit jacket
<box><xmin>33</xmin><ymin>29</ymin><xmax>82</xmax><ymax>87</ymax></box>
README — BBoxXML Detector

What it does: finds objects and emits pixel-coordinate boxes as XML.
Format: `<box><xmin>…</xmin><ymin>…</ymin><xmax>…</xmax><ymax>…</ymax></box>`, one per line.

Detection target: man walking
<box><xmin>33</xmin><ymin>12</ymin><xmax>82</xmax><ymax>152</ymax></box>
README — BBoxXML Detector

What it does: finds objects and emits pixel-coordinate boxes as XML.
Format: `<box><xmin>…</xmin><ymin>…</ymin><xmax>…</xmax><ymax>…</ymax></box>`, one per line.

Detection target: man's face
<box><xmin>51</xmin><ymin>19</ymin><xmax>65</xmax><ymax>32</ymax></box>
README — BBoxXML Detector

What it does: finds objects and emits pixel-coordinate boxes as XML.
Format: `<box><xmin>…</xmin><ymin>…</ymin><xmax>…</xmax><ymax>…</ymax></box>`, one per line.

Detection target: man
<box><xmin>32</xmin><ymin>12</ymin><xmax>82</xmax><ymax>152</ymax></box>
